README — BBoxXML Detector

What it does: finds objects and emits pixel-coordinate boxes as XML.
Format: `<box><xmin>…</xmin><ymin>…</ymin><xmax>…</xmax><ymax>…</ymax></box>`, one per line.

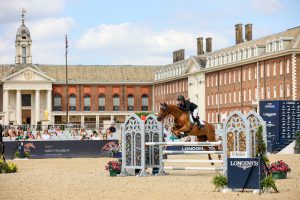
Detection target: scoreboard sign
<box><xmin>259</xmin><ymin>100</ymin><xmax>300</xmax><ymax>152</ymax></box>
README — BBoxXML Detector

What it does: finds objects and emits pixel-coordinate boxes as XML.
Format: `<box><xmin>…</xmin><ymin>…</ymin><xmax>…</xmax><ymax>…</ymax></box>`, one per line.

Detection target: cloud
<box><xmin>252</xmin><ymin>0</ymin><xmax>283</xmax><ymax>14</ymax></box>
<box><xmin>76</xmin><ymin>23</ymin><xmax>230</xmax><ymax>65</ymax></box>
<box><xmin>0</xmin><ymin>0</ymin><xmax>66</xmax><ymax>23</ymax></box>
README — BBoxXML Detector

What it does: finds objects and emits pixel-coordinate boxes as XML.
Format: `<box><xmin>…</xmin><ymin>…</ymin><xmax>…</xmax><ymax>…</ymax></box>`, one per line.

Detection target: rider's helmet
<box><xmin>177</xmin><ymin>95</ymin><xmax>185</xmax><ymax>101</ymax></box>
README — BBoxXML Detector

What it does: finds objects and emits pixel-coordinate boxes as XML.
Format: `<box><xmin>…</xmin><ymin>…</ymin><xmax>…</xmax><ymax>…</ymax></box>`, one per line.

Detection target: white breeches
<box><xmin>189</xmin><ymin>108</ymin><xmax>205</xmax><ymax>125</ymax></box>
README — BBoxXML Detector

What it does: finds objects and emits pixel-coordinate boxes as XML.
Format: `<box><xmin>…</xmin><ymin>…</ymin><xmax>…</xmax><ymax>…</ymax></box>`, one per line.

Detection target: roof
<box><xmin>0</xmin><ymin>64</ymin><xmax>161</xmax><ymax>83</ymax></box>
<box><xmin>202</xmin><ymin>26</ymin><xmax>300</xmax><ymax>58</ymax></box>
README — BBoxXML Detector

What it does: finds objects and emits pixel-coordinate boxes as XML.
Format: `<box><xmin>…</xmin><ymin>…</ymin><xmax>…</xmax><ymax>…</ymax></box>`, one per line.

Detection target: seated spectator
<box><xmin>42</xmin><ymin>129</ymin><xmax>51</xmax><ymax>140</ymax></box>
<box><xmin>25</xmin><ymin>131</ymin><xmax>35</xmax><ymax>140</ymax></box>
<box><xmin>48</xmin><ymin>126</ymin><xmax>56</xmax><ymax>134</ymax></box>
<box><xmin>91</xmin><ymin>131</ymin><xmax>100</xmax><ymax>140</ymax></box>
<box><xmin>56</xmin><ymin>127</ymin><xmax>63</xmax><ymax>135</ymax></box>
<box><xmin>106</xmin><ymin>127</ymin><xmax>117</xmax><ymax>140</ymax></box>
<box><xmin>36</xmin><ymin>131</ymin><xmax>42</xmax><ymax>140</ymax></box>
<box><xmin>71</xmin><ymin>128</ymin><xmax>78</xmax><ymax>136</ymax></box>
<box><xmin>8</xmin><ymin>127</ymin><xmax>16</xmax><ymax>137</ymax></box>
<box><xmin>80</xmin><ymin>129</ymin><xmax>89</xmax><ymax>140</ymax></box>
<box><xmin>16</xmin><ymin>129</ymin><xmax>24</xmax><ymax>141</ymax></box>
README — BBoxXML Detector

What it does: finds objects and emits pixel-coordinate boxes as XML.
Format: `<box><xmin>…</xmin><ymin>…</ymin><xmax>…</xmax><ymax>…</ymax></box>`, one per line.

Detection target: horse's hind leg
<box><xmin>208</xmin><ymin>153</ymin><xmax>214</xmax><ymax>166</ymax></box>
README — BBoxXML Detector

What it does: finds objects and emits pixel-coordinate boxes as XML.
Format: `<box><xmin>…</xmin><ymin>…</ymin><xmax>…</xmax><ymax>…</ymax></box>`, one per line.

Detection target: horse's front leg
<box><xmin>173</xmin><ymin>124</ymin><xmax>190</xmax><ymax>137</ymax></box>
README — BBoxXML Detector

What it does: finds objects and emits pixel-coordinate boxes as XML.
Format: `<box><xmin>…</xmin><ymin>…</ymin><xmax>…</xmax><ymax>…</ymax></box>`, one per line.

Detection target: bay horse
<box><xmin>157</xmin><ymin>103</ymin><xmax>221</xmax><ymax>163</ymax></box>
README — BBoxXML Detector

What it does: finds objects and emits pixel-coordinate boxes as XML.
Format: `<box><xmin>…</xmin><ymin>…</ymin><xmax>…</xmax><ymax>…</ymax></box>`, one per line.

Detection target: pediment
<box><xmin>183</xmin><ymin>57</ymin><xmax>201</xmax><ymax>74</ymax></box>
<box><xmin>4</xmin><ymin>67</ymin><xmax>55</xmax><ymax>82</ymax></box>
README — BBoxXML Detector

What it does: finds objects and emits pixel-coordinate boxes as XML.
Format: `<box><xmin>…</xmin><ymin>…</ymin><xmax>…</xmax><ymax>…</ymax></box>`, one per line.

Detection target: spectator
<box><xmin>36</xmin><ymin>131</ymin><xmax>42</xmax><ymax>140</ymax></box>
<box><xmin>42</xmin><ymin>129</ymin><xmax>51</xmax><ymax>140</ymax></box>
<box><xmin>25</xmin><ymin>131</ymin><xmax>35</xmax><ymax>140</ymax></box>
<box><xmin>91</xmin><ymin>131</ymin><xmax>100</xmax><ymax>140</ymax></box>
<box><xmin>106</xmin><ymin>127</ymin><xmax>117</xmax><ymax>140</ymax></box>
<box><xmin>71</xmin><ymin>128</ymin><xmax>78</xmax><ymax>136</ymax></box>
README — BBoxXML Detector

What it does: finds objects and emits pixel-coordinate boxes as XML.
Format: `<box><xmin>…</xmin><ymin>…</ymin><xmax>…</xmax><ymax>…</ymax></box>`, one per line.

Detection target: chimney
<box><xmin>173</xmin><ymin>49</ymin><xmax>185</xmax><ymax>63</ymax></box>
<box><xmin>206</xmin><ymin>37</ymin><xmax>212</xmax><ymax>53</ymax></box>
<box><xmin>235</xmin><ymin>23</ymin><xmax>243</xmax><ymax>44</ymax></box>
<box><xmin>197</xmin><ymin>37</ymin><xmax>204</xmax><ymax>55</ymax></box>
<box><xmin>245</xmin><ymin>24</ymin><xmax>253</xmax><ymax>41</ymax></box>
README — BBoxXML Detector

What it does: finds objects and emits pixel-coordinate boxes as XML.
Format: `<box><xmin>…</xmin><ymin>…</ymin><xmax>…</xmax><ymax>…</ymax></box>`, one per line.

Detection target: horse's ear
<box><xmin>160</xmin><ymin>102</ymin><xmax>163</xmax><ymax>106</ymax></box>
<box><xmin>163</xmin><ymin>102</ymin><xmax>167</xmax><ymax>107</ymax></box>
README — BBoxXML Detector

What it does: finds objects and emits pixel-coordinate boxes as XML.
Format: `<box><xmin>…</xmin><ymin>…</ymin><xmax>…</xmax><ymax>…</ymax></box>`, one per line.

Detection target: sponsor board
<box><xmin>228</xmin><ymin>158</ymin><xmax>263</xmax><ymax>190</ymax></box>
<box><xmin>165</xmin><ymin>145</ymin><xmax>217</xmax><ymax>151</ymax></box>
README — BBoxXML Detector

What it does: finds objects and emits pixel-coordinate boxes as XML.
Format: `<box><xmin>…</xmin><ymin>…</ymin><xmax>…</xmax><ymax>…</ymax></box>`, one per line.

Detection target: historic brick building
<box><xmin>0</xmin><ymin>13</ymin><xmax>159</xmax><ymax>126</ymax></box>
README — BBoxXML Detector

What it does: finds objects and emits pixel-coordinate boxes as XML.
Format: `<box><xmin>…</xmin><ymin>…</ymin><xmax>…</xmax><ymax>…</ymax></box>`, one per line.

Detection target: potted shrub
<box><xmin>261</xmin><ymin>175</ymin><xmax>278</xmax><ymax>193</ymax></box>
<box><xmin>0</xmin><ymin>157</ymin><xmax>18</xmax><ymax>174</ymax></box>
<box><xmin>212</xmin><ymin>173</ymin><xmax>228</xmax><ymax>191</ymax></box>
<box><xmin>105</xmin><ymin>160</ymin><xmax>121</xmax><ymax>177</ymax></box>
<box><xmin>269</xmin><ymin>160</ymin><xmax>291</xmax><ymax>179</ymax></box>
<box><xmin>294</xmin><ymin>131</ymin><xmax>300</xmax><ymax>154</ymax></box>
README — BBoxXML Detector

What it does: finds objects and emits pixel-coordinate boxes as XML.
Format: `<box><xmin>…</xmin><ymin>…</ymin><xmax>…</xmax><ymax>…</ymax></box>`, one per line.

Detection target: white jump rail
<box><xmin>163</xmin><ymin>159</ymin><xmax>223</xmax><ymax>163</ymax></box>
<box><xmin>163</xmin><ymin>166</ymin><xmax>223</xmax><ymax>171</ymax></box>
<box><xmin>163</xmin><ymin>150</ymin><xmax>223</xmax><ymax>154</ymax></box>
<box><xmin>145</xmin><ymin>141</ymin><xmax>222</xmax><ymax>146</ymax></box>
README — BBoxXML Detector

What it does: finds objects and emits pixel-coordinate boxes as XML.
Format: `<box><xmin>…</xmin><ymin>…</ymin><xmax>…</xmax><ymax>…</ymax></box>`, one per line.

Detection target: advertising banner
<box><xmin>3</xmin><ymin>140</ymin><xmax>118</xmax><ymax>159</ymax></box>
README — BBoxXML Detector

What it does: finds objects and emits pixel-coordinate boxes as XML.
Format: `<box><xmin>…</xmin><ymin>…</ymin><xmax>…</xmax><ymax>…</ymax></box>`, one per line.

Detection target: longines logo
<box><xmin>230</xmin><ymin>161</ymin><xmax>259</xmax><ymax>170</ymax></box>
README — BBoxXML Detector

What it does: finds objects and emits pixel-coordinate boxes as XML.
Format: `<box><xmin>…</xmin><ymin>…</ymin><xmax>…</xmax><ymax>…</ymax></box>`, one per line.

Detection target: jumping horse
<box><xmin>157</xmin><ymin>103</ymin><xmax>221</xmax><ymax>164</ymax></box>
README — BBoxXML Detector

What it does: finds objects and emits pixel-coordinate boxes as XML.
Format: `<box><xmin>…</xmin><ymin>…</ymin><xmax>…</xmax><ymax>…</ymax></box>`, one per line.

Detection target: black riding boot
<box><xmin>196</xmin><ymin>117</ymin><xmax>203</xmax><ymax>129</ymax></box>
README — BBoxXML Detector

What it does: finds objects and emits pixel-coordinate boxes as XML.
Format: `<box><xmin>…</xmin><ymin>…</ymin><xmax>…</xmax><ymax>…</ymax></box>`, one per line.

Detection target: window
<box><xmin>229</xmin><ymin>92</ymin><xmax>232</xmax><ymax>104</ymax></box>
<box><xmin>22</xmin><ymin>94</ymin><xmax>31</xmax><ymax>107</ymax></box>
<box><xmin>239</xmin><ymin>91</ymin><xmax>241</xmax><ymax>102</ymax></box>
<box><xmin>53</xmin><ymin>95</ymin><xmax>61</xmax><ymax>111</ymax></box>
<box><xmin>224</xmin><ymin>73</ymin><xmax>227</xmax><ymax>84</ymax></box>
<box><xmin>243</xmin><ymin>69</ymin><xmax>246</xmax><ymax>81</ymax></box>
<box><xmin>113</xmin><ymin>94</ymin><xmax>120</xmax><ymax>111</ymax></box>
<box><xmin>255</xmin><ymin>87</ymin><xmax>257</xmax><ymax>100</ymax></box>
<box><xmin>22</xmin><ymin>47</ymin><xmax>26</xmax><ymax>64</ymax></box>
<box><xmin>127</xmin><ymin>95</ymin><xmax>134</xmax><ymax>111</ymax></box>
<box><xmin>69</xmin><ymin>94</ymin><xmax>76</xmax><ymax>111</ymax></box>
<box><xmin>84</xmin><ymin>95</ymin><xmax>91</xmax><ymax>111</ymax></box>
<box><xmin>207</xmin><ymin>95</ymin><xmax>210</xmax><ymax>106</ymax></box>
<box><xmin>260</xmin><ymin>64</ymin><xmax>264</xmax><ymax>78</ymax></box>
<box><xmin>273</xmin><ymin>62</ymin><xmax>277</xmax><ymax>76</ymax></box>
<box><xmin>224</xmin><ymin>93</ymin><xmax>227</xmax><ymax>104</ymax></box>
<box><xmin>287</xmin><ymin>84</ymin><xmax>290</xmax><ymax>97</ymax></box>
<box><xmin>280</xmin><ymin>61</ymin><xmax>283</xmax><ymax>75</ymax></box>
<box><xmin>273</xmin><ymin>86</ymin><xmax>277</xmax><ymax>98</ymax></box>
<box><xmin>261</xmin><ymin>87</ymin><xmax>264</xmax><ymax>99</ymax></box>
<box><xmin>267</xmin><ymin>64</ymin><xmax>270</xmax><ymax>76</ymax></box>
<box><xmin>220</xmin><ymin>93</ymin><xmax>222</xmax><ymax>105</ymax></box>
<box><xmin>233</xmin><ymin>71</ymin><xmax>236</xmax><ymax>83</ymax></box>
<box><xmin>238</xmin><ymin>70</ymin><xmax>241</xmax><ymax>82</ymax></box>
<box><xmin>254</xmin><ymin>66</ymin><xmax>257</xmax><ymax>79</ymax></box>
<box><xmin>142</xmin><ymin>95</ymin><xmax>148</xmax><ymax>111</ymax></box>
<box><xmin>267</xmin><ymin>86</ymin><xmax>270</xmax><ymax>99</ymax></box>
<box><xmin>207</xmin><ymin>77</ymin><xmax>210</xmax><ymax>87</ymax></box>
<box><xmin>233</xmin><ymin>92</ymin><xmax>236</xmax><ymax>102</ymax></box>
<box><xmin>212</xmin><ymin>95</ymin><xmax>214</xmax><ymax>106</ymax></box>
<box><xmin>280</xmin><ymin>84</ymin><xmax>283</xmax><ymax>97</ymax></box>
<box><xmin>229</xmin><ymin>72</ymin><xmax>231</xmax><ymax>84</ymax></box>
<box><xmin>216</xmin><ymin>94</ymin><xmax>218</xmax><ymax>105</ymax></box>
<box><xmin>248</xmin><ymin>89</ymin><xmax>252</xmax><ymax>101</ymax></box>
<box><xmin>98</xmin><ymin>95</ymin><xmax>105</xmax><ymax>111</ymax></box>
<box><xmin>287</xmin><ymin>60</ymin><xmax>290</xmax><ymax>73</ymax></box>
<box><xmin>243</xmin><ymin>90</ymin><xmax>246</xmax><ymax>101</ymax></box>
<box><xmin>215</xmin><ymin>74</ymin><xmax>218</xmax><ymax>86</ymax></box>
<box><xmin>248</xmin><ymin>68</ymin><xmax>251</xmax><ymax>80</ymax></box>
<box><xmin>220</xmin><ymin>74</ymin><xmax>222</xmax><ymax>86</ymax></box>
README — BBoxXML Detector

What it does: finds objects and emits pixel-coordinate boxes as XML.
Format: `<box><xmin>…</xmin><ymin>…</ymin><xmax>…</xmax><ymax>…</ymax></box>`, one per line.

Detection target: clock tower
<box><xmin>15</xmin><ymin>8</ymin><xmax>32</xmax><ymax>64</ymax></box>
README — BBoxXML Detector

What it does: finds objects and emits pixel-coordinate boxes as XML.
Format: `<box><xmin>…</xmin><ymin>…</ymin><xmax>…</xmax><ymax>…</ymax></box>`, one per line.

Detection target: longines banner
<box><xmin>3</xmin><ymin>140</ymin><xmax>119</xmax><ymax>159</ymax></box>
<box><xmin>227</xmin><ymin>158</ymin><xmax>263</xmax><ymax>190</ymax></box>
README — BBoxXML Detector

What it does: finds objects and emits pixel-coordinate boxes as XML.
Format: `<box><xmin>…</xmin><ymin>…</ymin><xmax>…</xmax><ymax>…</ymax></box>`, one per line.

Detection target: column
<box><xmin>81</xmin><ymin>115</ymin><xmax>85</xmax><ymax>128</ymax></box>
<box><xmin>96</xmin><ymin>115</ymin><xmax>100</xmax><ymax>129</ymax></box>
<box><xmin>16</xmin><ymin>90</ymin><xmax>22</xmax><ymax>125</ymax></box>
<box><xmin>47</xmin><ymin>90</ymin><xmax>52</xmax><ymax>122</ymax></box>
<box><xmin>35</xmin><ymin>90</ymin><xmax>40</xmax><ymax>124</ymax></box>
<box><xmin>3</xmin><ymin>90</ymin><xmax>9</xmax><ymax>125</ymax></box>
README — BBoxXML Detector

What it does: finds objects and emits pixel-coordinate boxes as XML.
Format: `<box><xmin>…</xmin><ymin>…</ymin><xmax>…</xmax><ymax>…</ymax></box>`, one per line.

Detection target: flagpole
<box><xmin>65</xmin><ymin>34</ymin><xmax>69</xmax><ymax>124</ymax></box>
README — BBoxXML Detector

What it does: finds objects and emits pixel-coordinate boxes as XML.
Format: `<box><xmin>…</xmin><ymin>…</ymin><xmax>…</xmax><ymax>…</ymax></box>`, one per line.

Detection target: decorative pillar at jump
<box><xmin>35</xmin><ymin>90</ymin><xmax>40</xmax><ymax>124</ymax></box>
<box><xmin>16</xmin><ymin>90</ymin><xmax>22</xmax><ymax>125</ymax></box>
<box><xmin>47</xmin><ymin>90</ymin><xmax>52</xmax><ymax>122</ymax></box>
<box><xmin>3</xmin><ymin>90</ymin><xmax>9</xmax><ymax>125</ymax></box>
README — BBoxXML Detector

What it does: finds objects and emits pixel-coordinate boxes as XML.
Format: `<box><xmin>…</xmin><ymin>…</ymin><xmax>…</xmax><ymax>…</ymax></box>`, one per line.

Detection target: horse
<box><xmin>157</xmin><ymin>103</ymin><xmax>221</xmax><ymax>164</ymax></box>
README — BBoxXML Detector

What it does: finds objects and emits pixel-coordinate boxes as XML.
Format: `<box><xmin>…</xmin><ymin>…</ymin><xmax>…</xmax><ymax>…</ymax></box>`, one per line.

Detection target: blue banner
<box><xmin>227</xmin><ymin>158</ymin><xmax>263</xmax><ymax>190</ymax></box>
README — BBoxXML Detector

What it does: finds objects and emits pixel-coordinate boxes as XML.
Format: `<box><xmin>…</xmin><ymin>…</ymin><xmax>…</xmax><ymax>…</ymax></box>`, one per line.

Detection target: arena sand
<box><xmin>0</xmin><ymin>154</ymin><xmax>299</xmax><ymax>200</ymax></box>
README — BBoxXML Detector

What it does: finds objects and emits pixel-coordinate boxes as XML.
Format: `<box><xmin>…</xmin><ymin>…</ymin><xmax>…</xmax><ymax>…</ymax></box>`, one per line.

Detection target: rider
<box><xmin>177</xmin><ymin>95</ymin><xmax>205</xmax><ymax>129</ymax></box>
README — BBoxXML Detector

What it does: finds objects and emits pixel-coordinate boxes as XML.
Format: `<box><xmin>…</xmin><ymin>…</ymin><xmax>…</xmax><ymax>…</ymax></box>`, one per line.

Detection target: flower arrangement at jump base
<box><xmin>268</xmin><ymin>160</ymin><xmax>291</xmax><ymax>179</ymax></box>
<box><xmin>105</xmin><ymin>160</ymin><xmax>121</xmax><ymax>177</ymax></box>
<box><xmin>0</xmin><ymin>157</ymin><xmax>18</xmax><ymax>174</ymax></box>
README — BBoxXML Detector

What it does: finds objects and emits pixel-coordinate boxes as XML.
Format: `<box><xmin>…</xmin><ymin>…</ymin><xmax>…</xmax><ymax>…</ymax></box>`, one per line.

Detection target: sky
<box><xmin>0</xmin><ymin>0</ymin><xmax>299</xmax><ymax>65</ymax></box>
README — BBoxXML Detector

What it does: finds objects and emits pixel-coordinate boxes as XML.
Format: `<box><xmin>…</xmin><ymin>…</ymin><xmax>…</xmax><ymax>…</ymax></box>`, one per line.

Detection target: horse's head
<box><xmin>157</xmin><ymin>103</ymin><xmax>170</xmax><ymax>121</ymax></box>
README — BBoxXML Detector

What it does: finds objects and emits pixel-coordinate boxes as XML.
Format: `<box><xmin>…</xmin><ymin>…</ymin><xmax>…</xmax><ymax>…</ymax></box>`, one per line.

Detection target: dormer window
<box><xmin>22</xmin><ymin>36</ymin><xmax>26</xmax><ymax>39</ymax></box>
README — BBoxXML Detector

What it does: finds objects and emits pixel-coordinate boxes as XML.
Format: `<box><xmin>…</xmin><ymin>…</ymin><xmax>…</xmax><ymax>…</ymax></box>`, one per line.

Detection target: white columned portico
<box><xmin>35</xmin><ymin>89</ymin><xmax>40</xmax><ymax>124</ymax></box>
<box><xmin>16</xmin><ymin>90</ymin><xmax>22</xmax><ymax>125</ymax></box>
<box><xmin>47</xmin><ymin>89</ymin><xmax>52</xmax><ymax>122</ymax></box>
<box><xmin>3</xmin><ymin>90</ymin><xmax>9</xmax><ymax>125</ymax></box>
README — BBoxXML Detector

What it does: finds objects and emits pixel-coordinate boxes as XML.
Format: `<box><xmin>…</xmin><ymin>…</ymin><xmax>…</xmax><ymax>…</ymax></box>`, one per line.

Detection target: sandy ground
<box><xmin>0</xmin><ymin>154</ymin><xmax>299</xmax><ymax>200</ymax></box>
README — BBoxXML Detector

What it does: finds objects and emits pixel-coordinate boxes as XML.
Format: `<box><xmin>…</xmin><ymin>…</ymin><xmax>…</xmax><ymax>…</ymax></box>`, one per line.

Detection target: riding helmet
<box><xmin>177</xmin><ymin>95</ymin><xmax>185</xmax><ymax>101</ymax></box>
